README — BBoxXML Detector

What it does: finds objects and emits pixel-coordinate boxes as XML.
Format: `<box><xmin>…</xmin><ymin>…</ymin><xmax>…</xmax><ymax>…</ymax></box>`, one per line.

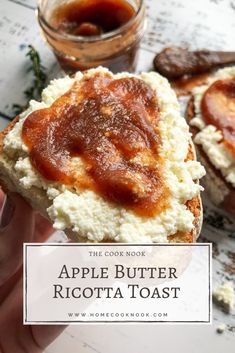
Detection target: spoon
<box><xmin>153</xmin><ymin>47</ymin><xmax>235</xmax><ymax>79</ymax></box>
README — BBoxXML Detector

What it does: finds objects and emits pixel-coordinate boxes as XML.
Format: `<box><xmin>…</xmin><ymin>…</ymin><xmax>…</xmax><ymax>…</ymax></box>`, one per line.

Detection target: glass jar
<box><xmin>37</xmin><ymin>0</ymin><xmax>146</xmax><ymax>74</ymax></box>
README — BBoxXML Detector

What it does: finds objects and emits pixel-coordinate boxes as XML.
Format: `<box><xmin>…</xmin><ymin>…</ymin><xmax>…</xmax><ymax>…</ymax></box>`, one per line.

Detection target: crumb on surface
<box><xmin>216</xmin><ymin>323</ymin><xmax>226</xmax><ymax>334</ymax></box>
<box><xmin>213</xmin><ymin>281</ymin><xmax>234</xmax><ymax>313</ymax></box>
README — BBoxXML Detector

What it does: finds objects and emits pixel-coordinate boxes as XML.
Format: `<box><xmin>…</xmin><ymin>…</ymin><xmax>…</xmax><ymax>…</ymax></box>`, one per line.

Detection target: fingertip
<box><xmin>0</xmin><ymin>188</ymin><xmax>5</xmax><ymax>209</ymax></box>
<box><xmin>0</xmin><ymin>193</ymin><xmax>35</xmax><ymax>284</ymax></box>
<box><xmin>31</xmin><ymin>325</ymin><xmax>67</xmax><ymax>350</ymax></box>
<box><xmin>0</xmin><ymin>194</ymin><xmax>15</xmax><ymax>228</ymax></box>
<box><xmin>8</xmin><ymin>192</ymin><xmax>32</xmax><ymax>209</ymax></box>
<box><xmin>0</xmin><ymin>193</ymin><xmax>33</xmax><ymax>229</ymax></box>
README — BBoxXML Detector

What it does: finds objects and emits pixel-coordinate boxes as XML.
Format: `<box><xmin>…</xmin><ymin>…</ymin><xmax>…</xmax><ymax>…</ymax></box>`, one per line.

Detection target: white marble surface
<box><xmin>0</xmin><ymin>0</ymin><xmax>234</xmax><ymax>351</ymax></box>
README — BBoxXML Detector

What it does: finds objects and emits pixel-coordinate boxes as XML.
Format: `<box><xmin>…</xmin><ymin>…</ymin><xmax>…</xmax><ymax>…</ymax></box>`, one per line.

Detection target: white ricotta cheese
<box><xmin>191</xmin><ymin>66</ymin><xmax>235</xmax><ymax>187</ymax></box>
<box><xmin>3</xmin><ymin>67</ymin><xmax>205</xmax><ymax>242</ymax></box>
<box><xmin>47</xmin><ymin>190</ymin><xmax>195</xmax><ymax>243</ymax></box>
<box><xmin>216</xmin><ymin>323</ymin><xmax>226</xmax><ymax>334</ymax></box>
<box><xmin>213</xmin><ymin>281</ymin><xmax>234</xmax><ymax>313</ymax></box>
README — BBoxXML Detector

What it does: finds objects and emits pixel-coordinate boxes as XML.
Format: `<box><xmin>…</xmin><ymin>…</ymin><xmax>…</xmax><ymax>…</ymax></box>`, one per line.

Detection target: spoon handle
<box><xmin>215</xmin><ymin>51</ymin><xmax>235</xmax><ymax>64</ymax></box>
<box><xmin>154</xmin><ymin>48</ymin><xmax>235</xmax><ymax>79</ymax></box>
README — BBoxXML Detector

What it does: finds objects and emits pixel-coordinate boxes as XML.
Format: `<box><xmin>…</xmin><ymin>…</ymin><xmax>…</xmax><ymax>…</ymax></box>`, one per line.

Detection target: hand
<box><xmin>0</xmin><ymin>190</ymin><xmax>66</xmax><ymax>353</ymax></box>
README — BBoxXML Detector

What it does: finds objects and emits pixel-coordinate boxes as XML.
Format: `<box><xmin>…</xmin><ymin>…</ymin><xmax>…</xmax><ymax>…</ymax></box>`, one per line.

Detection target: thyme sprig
<box><xmin>12</xmin><ymin>45</ymin><xmax>47</xmax><ymax>116</ymax></box>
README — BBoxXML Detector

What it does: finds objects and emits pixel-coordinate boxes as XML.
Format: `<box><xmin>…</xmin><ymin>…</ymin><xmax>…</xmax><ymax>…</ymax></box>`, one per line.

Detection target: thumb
<box><xmin>0</xmin><ymin>193</ymin><xmax>35</xmax><ymax>285</ymax></box>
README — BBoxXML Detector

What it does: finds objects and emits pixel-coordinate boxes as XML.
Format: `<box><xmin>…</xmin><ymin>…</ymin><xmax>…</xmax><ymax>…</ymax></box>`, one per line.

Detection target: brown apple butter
<box><xmin>201</xmin><ymin>78</ymin><xmax>235</xmax><ymax>155</ymax></box>
<box><xmin>50</xmin><ymin>0</ymin><xmax>135</xmax><ymax>36</ymax></box>
<box><xmin>22</xmin><ymin>73</ymin><xmax>168</xmax><ymax>216</ymax></box>
<box><xmin>38</xmin><ymin>0</ymin><xmax>145</xmax><ymax>74</ymax></box>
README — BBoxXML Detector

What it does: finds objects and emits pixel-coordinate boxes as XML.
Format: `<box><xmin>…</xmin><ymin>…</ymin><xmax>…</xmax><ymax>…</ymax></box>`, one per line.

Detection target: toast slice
<box><xmin>0</xmin><ymin>115</ymin><xmax>202</xmax><ymax>243</ymax></box>
<box><xmin>187</xmin><ymin>98</ymin><xmax>235</xmax><ymax>216</ymax></box>
<box><xmin>0</xmin><ymin>69</ymin><xmax>205</xmax><ymax>243</ymax></box>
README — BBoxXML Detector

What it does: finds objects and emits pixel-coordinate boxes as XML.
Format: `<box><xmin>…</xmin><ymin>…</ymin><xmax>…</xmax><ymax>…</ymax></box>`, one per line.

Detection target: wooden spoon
<box><xmin>154</xmin><ymin>47</ymin><xmax>235</xmax><ymax>79</ymax></box>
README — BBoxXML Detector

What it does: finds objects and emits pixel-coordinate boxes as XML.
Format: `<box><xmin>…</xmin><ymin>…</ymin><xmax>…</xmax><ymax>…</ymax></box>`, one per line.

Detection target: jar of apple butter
<box><xmin>37</xmin><ymin>0</ymin><xmax>146</xmax><ymax>74</ymax></box>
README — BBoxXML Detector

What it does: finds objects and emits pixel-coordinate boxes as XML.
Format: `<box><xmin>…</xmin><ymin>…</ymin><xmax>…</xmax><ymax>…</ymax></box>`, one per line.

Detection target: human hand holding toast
<box><xmin>0</xmin><ymin>189</ymin><xmax>65</xmax><ymax>353</ymax></box>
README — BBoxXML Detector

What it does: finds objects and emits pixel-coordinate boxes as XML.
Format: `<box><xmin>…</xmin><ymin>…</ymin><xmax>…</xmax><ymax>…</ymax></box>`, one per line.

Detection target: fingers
<box><xmin>0</xmin><ymin>193</ymin><xmax>15</xmax><ymax>228</ymax></box>
<box><xmin>0</xmin><ymin>189</ymin><xmax>4</xmax><ymax>209</ymax></box>
<box><xmin>0</xmin><ymin>192</ymin><xmax>64</xmax><ymax>351</ymax></box>
<box><xmin>0</xmin><ymin>272</ymin><xmax>66</xmax><ymax>352</ymax></box>
<box><xmin>0</xmin><ymin>191</ymin><xmax>54</xmax><ymax>288</ymax></box>
<box><xmin>0</xmin><ymin>265</ymin><xmax>22</xmax><ymax>304</ymax></box>
<box><xmin>34</xmin><ymin>213</ymin><xmax>54</xmax><ymax>243</ymax></box>
<box><xmin>0</xmin><ymin>193</ymin><xmax>35</xmax><ymax>285</ymax></box>
<box><xmin>31</xmin><ymin>325</ymin><xmax>67</xmax><ymax>350</ymax></box>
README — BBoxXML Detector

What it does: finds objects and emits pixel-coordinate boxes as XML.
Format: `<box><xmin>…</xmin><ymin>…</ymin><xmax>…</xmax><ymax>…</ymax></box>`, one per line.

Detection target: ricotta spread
<box><xmin>213</xmin><ymin>281</ymin><xmax>234</xmax><ymax>313</ymax></box>
<box><xmin>190</xmin><ymin>67</ymin><xmax>235</xmax><ymax>188</ymax></box>
<box><xmin>216</xmin><ymin>323</ymin><xmax>226</xmax><ymax>334</ymax></box>
<box><xmin>3</xmin><ymin>67</ymin><xmax>205</xmax><ymax>242</ymax></box>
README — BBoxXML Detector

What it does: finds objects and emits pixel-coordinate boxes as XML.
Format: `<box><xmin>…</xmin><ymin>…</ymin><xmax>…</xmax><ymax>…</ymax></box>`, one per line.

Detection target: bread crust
<box><xmin>0</xmin><ymin>116</ymin><xmax>202</xmax><ymax>243</ymax></box>
<box><xmin>187</xmin><ymin>98</ymin><xmax>235</xmax><ymax>217</ymax></box>
<box><xmin>168</xmin><ymin>142</ymin><xmax>202</xmax><ymax>243</ymax></box>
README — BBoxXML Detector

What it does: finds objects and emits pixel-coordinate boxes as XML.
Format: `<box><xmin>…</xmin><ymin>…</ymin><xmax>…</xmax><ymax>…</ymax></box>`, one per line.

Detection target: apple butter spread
<box><xmin>38</xmin><ymin>0</ymin><xmax>145</xmax><ymax>74</ymax></box>
<box><xmin>201</xmin><ymin>78</ymin><xmax>235</xmax><ymax>155</ymax></box>
<box><xmin>50</xmin><ymin>0</ymin><xmax>135</xmax><ymax>36</ymax></box>
<box><xmin>22</xmin><ymin>73</ymin><xmax>169</xmax><ymax>216</ymax></box>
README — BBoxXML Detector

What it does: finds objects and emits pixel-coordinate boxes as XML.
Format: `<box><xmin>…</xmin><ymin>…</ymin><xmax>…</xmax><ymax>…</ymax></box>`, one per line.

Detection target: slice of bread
<box><xmin>187</xmin><ymin>98</ymin><xmax>235</xmax><ymax>217</ymax></box>
<box><xmin>0</xmin><ymin>68</ymin><xmax>205</xmax><ymax>243</ymax></box>
<box><xmin>0</xmin><ymin>115</ymin><xmax>202</xmax><ymax>243</ymax></box>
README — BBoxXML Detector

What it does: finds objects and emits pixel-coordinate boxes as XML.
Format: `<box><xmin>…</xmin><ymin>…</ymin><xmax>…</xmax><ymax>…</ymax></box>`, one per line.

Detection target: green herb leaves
<box><xmin>12</xmin><ymin>45</ymin><xmax>47</xmax><ymax>116</ymax></box>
